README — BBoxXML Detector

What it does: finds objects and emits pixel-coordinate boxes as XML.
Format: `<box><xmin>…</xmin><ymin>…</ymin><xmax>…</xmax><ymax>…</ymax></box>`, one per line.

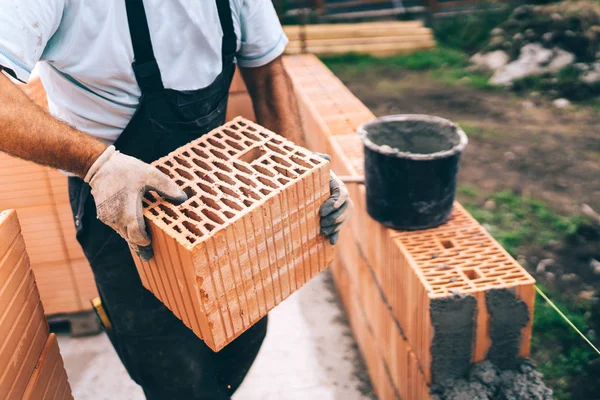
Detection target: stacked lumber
<box><xmin>133</xmin><ymin>117</ymin><xmax>334</xmax><ymax>351</ymax></box>
<box><xmin>0</xmin><ymin>210</ymin><xmax>73</xmax><ymax>400</ymax></box>
<box><xmin>284</xmin><ymin>21</ymin><xmax>436</xmax><ymax>56</ymax></box>
<box><xmin>283</xmin><ymin>54</ymin><xmax>536</xmax><ymax>398</ymax></box>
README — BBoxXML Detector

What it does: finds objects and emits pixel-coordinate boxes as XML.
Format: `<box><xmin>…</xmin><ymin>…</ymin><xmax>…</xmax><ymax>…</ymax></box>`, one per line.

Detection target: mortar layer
<box><xmin>486</xmin><ymin>288</ymin><xmax>530</xmax><ymax>370</ymax></box>
<box><xmin>430</xmin><ymin>294</ymin><xmax>477</xmax><ymax>383</ymax></box>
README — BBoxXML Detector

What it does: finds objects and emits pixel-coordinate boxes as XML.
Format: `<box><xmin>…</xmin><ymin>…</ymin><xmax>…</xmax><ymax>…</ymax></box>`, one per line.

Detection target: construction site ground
<box><xmin>56</xmin><ymin>271</ymin><xmax>375</xmax><ymax>400</ymax></box>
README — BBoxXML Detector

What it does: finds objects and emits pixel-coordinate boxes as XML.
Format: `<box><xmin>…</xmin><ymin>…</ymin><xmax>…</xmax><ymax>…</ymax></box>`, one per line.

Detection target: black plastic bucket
<box><xmin>358</xmin><ymin>115</ymin><xmax>468</xmax><ymax>230</ymax></box>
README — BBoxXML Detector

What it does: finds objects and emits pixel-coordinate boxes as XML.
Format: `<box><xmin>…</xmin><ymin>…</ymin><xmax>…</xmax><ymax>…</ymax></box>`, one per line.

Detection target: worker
<box><xmin>0</xmin><ymin>1</ymin><xmax>351</xmax><ymax>399</ymax></box>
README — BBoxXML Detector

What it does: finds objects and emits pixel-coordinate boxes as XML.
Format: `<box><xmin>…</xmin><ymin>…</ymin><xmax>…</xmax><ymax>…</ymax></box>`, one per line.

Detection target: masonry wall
<box><xmin>283</xmin><ymin>54</ymin><xmax>536</xmax><ymax>398</ymax></box>
<box><xmin>0</xmin><ymin>209</ymin><xmax>73</xmax><ymax>400</ymax></box>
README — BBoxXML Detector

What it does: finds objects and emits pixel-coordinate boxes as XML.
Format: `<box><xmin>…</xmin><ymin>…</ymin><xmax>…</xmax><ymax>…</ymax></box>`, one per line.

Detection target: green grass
<box><xmin>461</xmin><ymin>190</ymin><xmax>582</xmax><ymax>255</ymax></box>
<box><xmin>455</xmin><ymin>121</ymin><xmax>501</xmax><ymax>139</ymax></box>
<box><xmin>321</xmin><ymin>48</ymin><xmax>498</xmax><ymax>90</ymax></box>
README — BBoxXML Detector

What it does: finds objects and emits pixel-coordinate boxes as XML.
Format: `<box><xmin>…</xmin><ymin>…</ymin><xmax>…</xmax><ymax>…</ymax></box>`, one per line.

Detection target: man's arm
<box><xmin>240</xmin><ymin>57</ymin><xmax>307</xmax><ymax>147</ymax></box>
<box><xmin>0</xmin><ymin>72</ymin><xmax>107</xmax><ymax>177</ymax></box>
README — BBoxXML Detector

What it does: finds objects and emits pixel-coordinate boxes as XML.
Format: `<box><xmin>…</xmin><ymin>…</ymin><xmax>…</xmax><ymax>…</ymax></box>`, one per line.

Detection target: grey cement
<box><xmin>358</xmin><ymin>115</ymin><xmax>468</xmax><ymax>160</ymax></box>
<box><xmin>430</xmin><ymin>294</ymin><xmax>477</xmax><ymax>383</ymax></box>
<box><xmin>57</xmin><ymin>271</ymin><xmax>374</xmax><ymax>400</ymax></box>
<box><xmin>431</xmin><ymin>359</ymin><xmax>553</xmax><ymax>400</ymax></box>
<box><xmin>486</xmin><ymin>288</ymin><xmax>531</xmax><ymax>370</ymax></box>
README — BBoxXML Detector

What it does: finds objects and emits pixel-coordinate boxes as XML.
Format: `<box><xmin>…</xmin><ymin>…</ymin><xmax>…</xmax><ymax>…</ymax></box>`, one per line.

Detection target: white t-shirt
<box><xmin>0</xmin><ymin>0</ymin><xmax>288</xmax><ymax>143</ymax></box>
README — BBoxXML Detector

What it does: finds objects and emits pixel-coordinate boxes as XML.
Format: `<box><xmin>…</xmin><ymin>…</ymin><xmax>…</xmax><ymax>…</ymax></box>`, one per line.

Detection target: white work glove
<box><xmin>314</xmin><ymin>153</ymin><xmax>353</xmax><ymax>245</ymax></box>
<box><xmin>84</xmin><ymin>146</ymin><xmax>187</xmax><ymax>261</ymax></box>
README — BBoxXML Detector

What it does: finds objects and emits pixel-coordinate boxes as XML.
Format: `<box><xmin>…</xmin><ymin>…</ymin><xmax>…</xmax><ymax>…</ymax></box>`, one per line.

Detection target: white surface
<box><xmin>0</xmin><ymin>0</ymin><xmax>287</xmax><ymax>142</ymax></box>
<box><xmin>57</xmin><ymin>271</ymin><xmax>375</xmax><ymax>400</ymax></box>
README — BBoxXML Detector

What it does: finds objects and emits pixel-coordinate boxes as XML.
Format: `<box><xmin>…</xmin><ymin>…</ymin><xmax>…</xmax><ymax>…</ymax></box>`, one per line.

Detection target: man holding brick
<box><xmin>0</xmin><ymin>0</ymin><xmax>351</xmax><ymax>398</ymax></box>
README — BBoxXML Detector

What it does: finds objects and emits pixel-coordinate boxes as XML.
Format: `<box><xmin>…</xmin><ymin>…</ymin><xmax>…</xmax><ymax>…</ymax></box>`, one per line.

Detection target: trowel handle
<box><xmin>338</xmin><ymin>175</ymin><xmax>365</xmax><ymax>184</ymax></box>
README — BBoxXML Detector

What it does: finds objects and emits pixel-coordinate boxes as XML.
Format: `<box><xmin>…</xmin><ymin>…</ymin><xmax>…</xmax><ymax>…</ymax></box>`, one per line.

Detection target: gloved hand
<box><xmin>84</xmin><ymin>146</ymin><xmax>187</xmax><ymax>261</ymax></box>
<box><xmin>314</xmin><ymin>153</ymin><xmax>353</xmax><ymax>245</ymax></box>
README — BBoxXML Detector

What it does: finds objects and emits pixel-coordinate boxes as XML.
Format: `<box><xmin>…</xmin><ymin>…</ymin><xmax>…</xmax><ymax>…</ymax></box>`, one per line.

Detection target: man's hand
<box><xmin>85</xmin><ymin>146</ymin><xmax>188</xmax><ymax>261</ymax></box>
<box><xmin>315</xmin><ymin>153</ymin><xmax>352</xmax><ymax>245</ymax></box>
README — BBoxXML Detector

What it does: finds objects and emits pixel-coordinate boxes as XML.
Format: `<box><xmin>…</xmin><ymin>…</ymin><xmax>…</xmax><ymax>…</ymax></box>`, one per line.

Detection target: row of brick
<box><xmin>133</xmin><ymin>117</ymin><xmax>334</xmax><ymax>351</ymax></box>
<box><xmin>0</xmin><ymin>210</ymin><xmax>73</xmax><ymax>400</ymax></box>
<box><xmin>283</xmin><ymin>54</ymin><xmax>536</xmax><ymax>395</ymax></box>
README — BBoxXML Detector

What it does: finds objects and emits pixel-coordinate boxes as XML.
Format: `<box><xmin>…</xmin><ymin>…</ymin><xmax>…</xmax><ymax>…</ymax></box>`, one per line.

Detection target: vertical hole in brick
<box><xmin>265</xmin><ymin>143</ymin><xmax>286</xmax><ymax>155</ymax></box>
<box><xmin>232</xmin><ymin>161</ymin><xmax>253</xmax><ymax>175</ymax></box>
<box><xmin>237</xmin><ymin>147</ymin><xmax>266</xmax><ymax>164</ymax></box>
<box><xmin>157</xmin><ymin>166</ymin><xmax>175</xmax><ymax>178</ymax></box>
<box><xmin>190</xmin><ymin>201</ymin><xmax>200</xmax><ymax>208</ymax></box>
<box><xmin>252</xmin><ymin>165</ymin><xmax>275</xmax><ymax>177</ymax></box>
<box><xmin>223</xmin><ymin>129</ymin><xmax>242</xmax><ymax>140</ymax></box>
<box><xmin>158</xmin><ymin>205</ymin><xmax>179</xmax><ymax>219</ymax></box>
<box><xmin>240</xmin><ymin>187</ymin><xmax>260</xmax><ymax>200</ymax></box>
<box><xmin>145</xmin><ymin>192</ymin><xmax>158</xmax><ymax>202</ymax></box>
<box><xmin>193</xmin><ymin>159</ymin><xmax>212</xmax><ymax>171</ymax></box>
<box><xmin>257</xmin><ymin>177</ymin><xmax>277</xmax><ymax>189</ymax></box>
<box><xmin>186</xmin><ymin>236</ymin><xmax>197</xmax><ymax>244</ymax></box>
<box><xmin>174</xmin><ymin>156</ymin><xmax>192</xmax><ymax>168</ymax></box>
<box><xmin>162</xmin><ymin>217</ymin><xmax>171</xmax><ymax>224</ymax></box>
<box><xmin>149</xmin><ymin>209</ymin><xmax>159</xmax><ymax>217</ymax></box>
<box><xmin>274</xmin><ymin>166</ymin><xmax>297</xmax><ymax>178</ymax></box>
<box><xmin>207</xmin><ymin>138</ymin><xmax>226</xmax><ymax>149</ymax></box>
<box><xmin>244</xmin><ymin>140</ymin><xmax>253</xmax><ymax>147</ymax></box>
<box><xmin>197</xmin><ymin>182</ymin><xmax>218</xmax><ymax>196</ymax></box>
<box><xmin>213</xmin><ymin>161</ymin><xmax>233</xmax><ymax>172</ymax></box>
<box><xmin>225</xmin><ymin>139</ymin><xmax>244</xmax><ymax>151</ymax></box>
<box><xmin>440</xmin><ymin>240</ymin><xmax>455</xmax><ymax>249</ymax></box>
<box><xmin>191</xmin><ymin>147</ymin><xmax>209</xmax><ymax>159</ymax></box>
<box><xmin>236</xmin><ymin>174</ymin><xmax>257</xmax><ymax>188</ymax></box>
<box><xmin>175</xmin><ymin>168</ymin><xmax>194</xmax><ymax>181</ymax></box>
<box><xmin>243</xmin><ymin>199</ymin><xmax>253</xmax><ymax>207</ymax></box>
<box><xmin>210</xmin><ymin>149</ymin><xmax>228</xmax><ymax>160</ymax></box>
<box><xmin>239</xmin><ymin>130</ymin><xmax>260</xmax><ymax>141</ymax></box>
<box><xmin>196</xmin><ymin>172</ymin><xmax>214</xmax><ymax>183</ymax></box>
<box><xmin>183</xmin><ymin>187</ymin><xmax>197</xmax><ymax>198</ymax></box>
<box><xmin>278</xmin><ymin>178</ymin><xmax>289</xmax><ymax>185</ymax></box>
<box><xmin>214</xmin><ymin>172</ymin><xmax>236</xmax><ymax>185</ymax></box>
<box><xmin>202</xmin><ymin>209</ymin><xmax>224</xmax><ymax>224</ymax></box>
<box><xmin>218</xmin><ymin>185</ymin><xmax>239</xmax><ymax>199</ymax></box>
<box><xmin>174</xmin><ymin>226</ymin><xmax>182</xmax><ymax>234</ymax></box>
<box><xmin>290</xmin><ymin>155</ymin><xmax>313</xmax><ymax>169</ymax></box>
<box><xmin>294</xmin><ymin>168</ymin><xmax>306</xmax><ymax>176</ymax></box>
<box><xmin>183</xmin><ymin>221</ymin><xmax>204</xmax><ymax>238</ymax></box>
<box><xmin>182</xmin><ymin>209</ymin><xmax>203</xmax><ymax>222</ymax></box>
<box><xmin>204</xmin><ymin>224</ymin><xmax>215</xmax><ymax>232</ymax></box>
<box><xmin>200</xmin><ymin>196</ymin><xmax>221</xmax><ymax>210</ymax></box>
<box><xmin>222</xmin><ymin>198</ymin><xmax>243</xmax><ymax>211</ymax></box>
<box><xmin>283</xmin><ymin>145</ymin><xmax>294</xmax><ymax>152</ymax></box>
<box><xmin>260</xmin><ymin>188</ymin><xmax>271</xmax><ymax>196</ymax></box>
<box><xmin>214</xmin><ymin>133</ymin><xmax>223</xmax><ymax>139</ymax></box>
<box><xmin>270</xmin><ymin>155</ymin><xmax>292</xmax><ymax>167</ymax></box>
<box><xmin>223</xmin><ymin>211</ymin><xmax>235</xmax><ymax>219</ymax></box>
<box><xmin>165</xmin><ymin>160</ymin><xmax>174</xmax><ymax>167</ymax></box>
<box><xmin>463</xmin><ymin>269</ymin><xmax>481</xmax><ymax>280</ymax></box>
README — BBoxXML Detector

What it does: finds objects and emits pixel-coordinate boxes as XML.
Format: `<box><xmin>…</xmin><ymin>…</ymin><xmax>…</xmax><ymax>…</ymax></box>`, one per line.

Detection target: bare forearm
<box><xmin>0</xmin><ymin>73</ymin><xmax>106</xmax><ymax>177</ymax></box>
<box><xmin>240</xmin><ymin>57</ymin><xmax>306</xmax><ymax>147</ymax></box>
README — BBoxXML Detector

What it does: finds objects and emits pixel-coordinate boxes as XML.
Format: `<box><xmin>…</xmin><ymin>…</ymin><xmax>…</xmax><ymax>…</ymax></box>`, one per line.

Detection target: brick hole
<box><xmin>235</xmin><ymin>174</ymin><xmax>257</xmax><ymax>188</ymax></box>
<box><xmin>244</xmin><ymin>140</ymin><xmax>253</xmax><ymax>147</ymax></box>
<box><xmin>207</xmin><ymin>138</ymin><xmax>226</xmax><ymax>150</ymax></box>
<box><xmin>221</xmin><ymin>198</ymin><xmax>243</xmax><ymax>211</ymax></box>
<box><xmin>270</xmin><ymin>155</ymin><xmax>292</xmax><ymax>168</ymax></box>
<box><xmin>199</xmin><ymin>142</ymin><xmax>208</xmax><ymax>148</ymax></box>
<box><xmin>278</xmin><ymin>177</ymin><xmax>289</xmax><ymax>185</ymax></box>
<box><xmin>463</xmin><ymin>269</ymin><xmax>481</xmax><ymax>280</ymax></box>
<box><xmin>290</xmin><ymin>155</ymin><xmax>313</xmax><ymax>169</ymax></box>
<box><xmin>175</xmin><ymin>168</ymin><xmax>194</xmax><ymax>181</ymax></box>
<box><xmin>214</xmin><ymin>172</ymin><xmax>236</xmax><ymax>186</ymax></box>
<box><xmin>240</xmin><ymin>186</ymin><xmax>260</xmax><ymax>200</ymax></box>
<box><xmin>243</xmin><ymin>199</ymin><xmax>253</xmax><ymax>207</ymax></box>
<box><xmin>192</xmin><ymin>158</ymin><xmax>212</xmax><ymax>171</ymax></box>
<box><xmin>149</xmin><ymin>209</ymin><xmax>159</xmax><ymax>217</ymax></box>
<box><xmin>204</xmin><ymin>224</ymin><xmax>215</xmax><ymax>232</ymax></box>
<box><xmin>182</xmin><ymin>209</ymin><xmax>204</xmax><ymax>222</ymax></box>
<box><xmin>231</xmin><ymin>161</ymin><xmax>253</xmax><ymax>175</ymax></box>
<box><xmin>218</xmin><ymin>185</ymin><xmax>239</xmax><ymax>199</ymax></box>
<box><xmin>239</xmin><ymin>130</ymin><xmax>260</xmax><ymax>141</ymax></box>
<box><xmin>252</xmin><ymin>165</ymin><xmax>275</xmax><ymax>177</ymax></box>
<box><xmin>259</xmin><ymin>188</ymin><xmax>270</xmax><ymax>196</ymax></box>
<box><xmin>214</xmin><ymin>133</ymin><xmax>223</xmax><ymax>139</ymax></box>
<box><xmin>210</xmin><ymin>149</ymin><xmax>228</xmax><ymax>160</ymax></box>
<box><xmin>246</xmin><ymin>125</ymin><xmax>257</xmax><ymax>132</ymax></box>
<box><xmin>223</xmin><ymin>210</ymin><xmax>235</xmax><ymax>219</ymax></box>
<box><xmin>228</xmin><ymin>150</ymin><xmax>236</xmax><ymax>156</ymax></box>
<box><xmin>223</xmin><ymin>129</ymin><xmax>242</xmax><ymax>140</ymax></box>
<box><xmin>202</xmin><ymin>209</ymin><xmax>225</xmax><ymax>225</ymax></box>
<box><xmin>294</xmin><ymin>168</ymin><xmax>306</xmax><ymax>176</ymax></box>
<box><xmin>173</xmin><ymin>225</ymin><xmax>182</xmax><ymax>234</ymax></box>
<box><xmin>165</xmin><ymin>160</ymin><xmax>174</xmax><ymax>167</ymax></box>
<box><xmin>439</xmin><ymin>239</ymin><xmax>456</xmax><ymax>249</ymax></box>
<box><xmin>283</xmin><ymin>145</ymin><xmax>295</xmax><ymax>152</ymax></box>
<box><xmin>225</xmin><ymin>139</ymin><xmax>244</xmax><ymax>151</ymax></box>
<box><xmin>273</xmin><ymin>166</ymin><xmax>297</xmax><ymax>178</ymax></box>
<box><xmin>183</xmin><ymin>186</ymin><xmax>197</xmax><ymax>198</ymax></box>
<box><xmin>162</xmin><ymin>217</ymin><xmax>171</xmax><ymax>224</ymax></box>
<box><xmin>197</xmin><ymin>182</ymin><xmax>218</xmax><ymax>196</ymax></box>
<box><xmin>257</xmin><ymin>177</ymin><xmax>277</xmax><ymax>189</ymax></box>
<box><xmin>238</xmin><ymin>147</ymin><xmax>267</xmax><ymax>164</ymax></box>
<box><xmin>200</xmin><ymin>196</ymin><xmax>221</xmax><ymax>211</ymax></box>
<box><xmin>158</xmin><ymin>204</ymin><xmax>179</xmax><ymax>219</ymax></box>
<box><xmin>145</xmin><ymin>192</ymin><xmax>158</xmax><ymax>202</ymax></box>
<box><xmin>186</xmin><ymin>236</ymin><xmax>197</xmax><ymax>244</ymax></box>
<box><xmin>175</xmin><ymin>179</ymin><xmax>186</xmax><ymax>186</ymax></box>
<box><xmin>174</xmin><ymin>156</ymin><xmax>192</xmax><ymax>168</ymax></box>
<box><xmin>191</xmin><ymin>147</ymin><xmax>210</xmax><ymax>159</ymax></box>
<box><xmin>213</xmin><ymin>161</ymin><xmax>233</xmax><ymax>173</ymax></box>
<box><xmin>157</xmin><ymin>165</ymin><xmax>175</xmax><ymax>178</ymax></box>
<box><xmin>183</xmin><ymin>221</ymin><xmax>204</xmax><ymax>238</ymax></box>
<box><xmin>238</xmin><ymin>120</ymin><xmax>247</xmax><ymax>127</ymax></box>
<box><xmin>258</xmin><ymin>130</ymin><xmax>269</xmax><ymax>138</ymax></box>
<box><xmin>270</xmin><ymin>138</ymin><xmax>283</xmax><ymax>145</ymax></box>
<box><xmin>265</xmin><ymin>143</ymin><xmax>286</xmax><ymax>155</ymax></box>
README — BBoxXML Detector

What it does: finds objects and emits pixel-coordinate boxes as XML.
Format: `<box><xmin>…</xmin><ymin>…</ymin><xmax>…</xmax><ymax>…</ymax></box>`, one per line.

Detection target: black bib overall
<box><xmin>67</xmin><ymin>0</ymin><xmax>267</xmax><ymax>398</ymax></box>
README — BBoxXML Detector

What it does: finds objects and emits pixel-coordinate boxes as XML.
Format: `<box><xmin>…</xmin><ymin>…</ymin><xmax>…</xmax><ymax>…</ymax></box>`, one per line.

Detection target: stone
<box><xmin>542</xmin><ymin>32</ymin><xmax>554</xmax><ymax>44</ymax></box>
<box><xmin>545</xmin><ymin>272</ymin><xmax>555</xmax><ymax>282</ymax></box>
<box><xmin>484</xmin><ymin>200</ymin><xmax>496</xmax><ymax>210</ymax></box>
<box><xmin>560</xmin><ymin>273</ymin><xmax>578</xmax><ymax>283</ymax></box>
<box><xmin>582</xmin><ymin>63</ymin><xmax>600</xmax><ymax>84</ymax></box>
<box><xmin>551</xmin><ymin>13</ymin><xmax>562</xmax><ymax>21</ymax></box>
<box><xmin>578</xmin><ymin>290</ymin><xmax>596</xmax><ymax>301</ymax></box>
<box><xmin>471</xmin><ymin>51</ymin><xmax>511</xmax><ymax>72</ymax></box>
<box><xmin>536</xmin><ymin>259</ymin><xmax>554</xmax><ymax>274</ymax></box>
<box><xmin>491</xmin><ymin>28</ymin><xmax>504</xmax><ymax>37</ymax></box>
<box><xmin>525</xmin><ymin>29</ymin><xmax>536</xmax><ymax>40</ymax></box>
<box><xmin>553</xmin><ymin>98</ymin><xmax>571</xmax><ymax>109</ymax></box>
<box><xmin>590</xmin><ymin>258</ymin><xmax>600</xmax><ymax>275</ymax></box>
<box><xmin>513</xmin><ymin>33</ymin><xmax>524</xmax><ymax>42</ymax></box>
<box><xmin>547</xmin><ymin>48</ymin><xmax>575</xmax><ymax>72</ymax></box>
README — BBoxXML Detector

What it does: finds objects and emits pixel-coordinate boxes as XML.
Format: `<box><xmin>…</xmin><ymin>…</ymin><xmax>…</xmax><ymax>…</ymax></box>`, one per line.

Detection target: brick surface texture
<box><xmin>284</xmin><ymin>54</ymin><xmax>536</xmax><ymax>398</ymax></box>
<box><xmin>133</xmin><ymin>117</ymin><xmax>334</xmax><ymax>351</ymax></box>
<box><xmin>0</xmin><ymin>210</ymin><xmax>74</xmax><ymax>400</ymax></box>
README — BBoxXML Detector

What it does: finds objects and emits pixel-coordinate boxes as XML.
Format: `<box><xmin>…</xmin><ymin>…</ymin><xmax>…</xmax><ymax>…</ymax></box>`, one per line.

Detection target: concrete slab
<box><xmin>57</xmin><ymin>271</ymin><xmax>375</xmax><ymax>400</ymax></box>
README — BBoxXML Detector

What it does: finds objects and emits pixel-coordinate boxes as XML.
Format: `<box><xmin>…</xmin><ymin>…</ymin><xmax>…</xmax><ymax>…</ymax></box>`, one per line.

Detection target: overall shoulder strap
<box><xmin>215</xmin><ymin>0</ymin><xmax>237</xmax><ymax>68</ymax></box>
<box><xmin>125</xmin><ymin>0</ymin><xmax>164</xmax><ymax>92</ymax></box>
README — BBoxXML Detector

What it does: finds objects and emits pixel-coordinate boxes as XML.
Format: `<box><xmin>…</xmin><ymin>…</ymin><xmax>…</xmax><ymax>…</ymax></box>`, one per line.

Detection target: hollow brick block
<box><xmin>22</xmin><ymin>334</ymin><xmax>74</xmax><ymax>400</ymax></box>
<box><xmin>133</xmin><ymin>117</ymin><xmax>334</xmax><ymax>351</ymax></box>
